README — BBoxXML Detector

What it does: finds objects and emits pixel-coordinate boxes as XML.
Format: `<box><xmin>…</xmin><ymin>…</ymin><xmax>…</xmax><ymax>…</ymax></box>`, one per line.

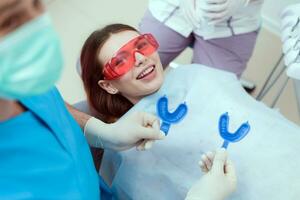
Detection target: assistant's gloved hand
<box><xmin>185</xmin><ymin>148</ymin><xmax>237</xmax><ymax>200</ymax></box>
<box><xmin>84</xmin><ymin>112</ymin><xmax>165</xmax><ymax>151</ymax></box>
<box><xmin>198</xmin><ymin>0</ymin><xmax>250</xmax><ymax>25</ymax></box>
<box><xmin>180</xmin><ymin>0</ymin><xmax>202</xmax><ymax>28</ymax></box>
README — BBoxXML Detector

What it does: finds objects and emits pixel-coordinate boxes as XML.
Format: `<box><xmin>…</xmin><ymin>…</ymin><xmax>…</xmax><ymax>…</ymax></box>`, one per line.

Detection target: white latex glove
<box><xmin>185</xmin><ymin>148</ymin><xmax>237</xmax><ymax>200</ymax></box>
<box><xmin>180</xmin><ymin>0</ymin><xmax>202</xmax><ymax>28</ymax></box>
<box><xmin>84</xmin><ymin>112</ymin><xmax>165</xmax><ymax>151</ymax></box>
<box><xmin>198</xmin><ymin>0</ymin><xmax>249</xmax><ymax>25</ymax></box>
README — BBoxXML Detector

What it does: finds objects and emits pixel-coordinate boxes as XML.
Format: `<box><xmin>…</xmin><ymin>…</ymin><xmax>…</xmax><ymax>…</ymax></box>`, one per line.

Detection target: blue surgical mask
<box><xmin>0</xmin><ymin>13</ymin><xmax>63</xmax><ymax>100</ymax></box>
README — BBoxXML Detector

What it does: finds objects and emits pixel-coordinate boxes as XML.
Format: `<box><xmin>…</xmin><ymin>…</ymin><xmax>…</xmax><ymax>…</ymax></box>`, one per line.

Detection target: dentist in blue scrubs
<box><xmin>0</xmin><ymin>0</ymin><xmax>166</xmax><ymax>199</ymax></box>
<box><xmin>0</xmin><ymin>0</ymin><xmax>237</xmax><ymax>199</ymax></box>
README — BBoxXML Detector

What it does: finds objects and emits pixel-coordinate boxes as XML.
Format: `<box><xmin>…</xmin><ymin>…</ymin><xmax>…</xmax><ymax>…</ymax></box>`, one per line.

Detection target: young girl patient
<box><xmin>80</xmin><ymin>24</ymin><xmax>164</xmax><ymax>123</ymax></box>
<box><xmin>79</xmin><ymin>24</ymin><xmax>300</xmax><ymax>200</ymax></box>
<box><xmin>79</xmin><ymin>24</ymin><xmax>164</xmax><ymax>170</ymax></box>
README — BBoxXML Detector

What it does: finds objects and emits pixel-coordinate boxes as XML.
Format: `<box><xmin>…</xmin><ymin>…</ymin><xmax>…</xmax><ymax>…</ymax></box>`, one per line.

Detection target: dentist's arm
<box><xmin>66</xmin><ymin>103</ymin><xmax>165</xmax><ymax>151</ymax></box>
<box><xmin>66</xmin><ymin>103</ymin><xmax>91</xmax><ymax>129</ymax></box>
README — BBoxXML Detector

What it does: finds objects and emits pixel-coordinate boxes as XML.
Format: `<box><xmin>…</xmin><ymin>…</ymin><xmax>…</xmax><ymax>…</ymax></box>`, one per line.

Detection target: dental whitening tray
<box><xmin>219</xmin><ymin>112</ymin><xmax>250</xmax><ymax>148</ymax></box>
<box><xmin>157</xmin><ymin>96</ymin><xmax>188</xmax><ymax>135</ymax></box>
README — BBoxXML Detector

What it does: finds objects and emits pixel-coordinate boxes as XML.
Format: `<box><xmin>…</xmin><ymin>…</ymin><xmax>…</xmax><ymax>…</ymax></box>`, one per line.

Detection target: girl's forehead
<box><xmin>106</xmin><ymin>31</ymin><xmax>140</xmax><ymax>52</ymax></box>
<box><xmin>99</xmin><ymin>31</ymin><xmax>140</xmax><ymax>63</ymax></box>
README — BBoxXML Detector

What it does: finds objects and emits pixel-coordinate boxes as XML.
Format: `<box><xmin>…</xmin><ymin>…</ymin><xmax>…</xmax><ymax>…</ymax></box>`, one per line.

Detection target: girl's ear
<box><xmin>98</xmin><ymin>80</ymin><xmax>118</xmax><ymax>94</ymax></box>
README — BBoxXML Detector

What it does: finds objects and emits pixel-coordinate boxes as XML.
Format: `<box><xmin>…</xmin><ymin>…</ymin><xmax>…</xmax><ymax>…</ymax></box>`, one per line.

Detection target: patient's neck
<box><xmin>127</xmin><ymin>96</ymin><xmax>141</xmax><ymax>105</ymax></box>
<box><xmin>126</xmin><ymin>93</ymin><xmax>156</xmax><ymax>105</ymax></box>
<box><xmin>0</xmin><ymin>99</ymin><xmax>26</xmax><ymax>121</ymax></box>
<box><xmin>125</xmin><ymin>89</ymin><xmax>160</xmax><ymax>105</ymax></box>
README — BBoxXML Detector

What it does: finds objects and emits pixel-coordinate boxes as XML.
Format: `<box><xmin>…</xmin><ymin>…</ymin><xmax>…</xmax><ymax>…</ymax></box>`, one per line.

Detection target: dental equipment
<box><xmin>218</xmin><ymin>112</ymin><xmax>250</xmax><ymax>149</ymax></box>
<box><xmin>157</xmin><ymin>95</ymin><xmax>188</xmax><ymax>135</ymax></box>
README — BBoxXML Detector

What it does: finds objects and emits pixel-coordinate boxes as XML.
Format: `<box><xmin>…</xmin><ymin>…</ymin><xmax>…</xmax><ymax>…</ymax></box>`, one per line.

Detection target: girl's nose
<box><xmin>134</xmin><ymin>52</ymin><xmax>147</xmax><ymax>67</ymax></box>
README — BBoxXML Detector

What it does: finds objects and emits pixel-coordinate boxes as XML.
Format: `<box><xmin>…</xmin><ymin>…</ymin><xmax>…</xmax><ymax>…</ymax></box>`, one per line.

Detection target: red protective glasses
<box><xmin>103</xmin><ymin>33</ymin><xmax>159</xmax><ymax>80</ymax></box>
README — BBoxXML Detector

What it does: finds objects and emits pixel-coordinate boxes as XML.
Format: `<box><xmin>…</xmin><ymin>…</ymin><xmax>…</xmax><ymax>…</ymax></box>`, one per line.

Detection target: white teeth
<box><xmin>137</xmin><ymin>66</ymin><xmax>155</xmax><ymax>79</ymax></box>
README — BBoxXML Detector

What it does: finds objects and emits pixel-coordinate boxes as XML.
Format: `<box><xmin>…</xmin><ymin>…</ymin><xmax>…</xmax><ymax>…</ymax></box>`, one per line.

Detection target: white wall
<box><xmin>262</xmin><ymin>0</ymin><xmax>300</xmax><ymax>35</ymax></box>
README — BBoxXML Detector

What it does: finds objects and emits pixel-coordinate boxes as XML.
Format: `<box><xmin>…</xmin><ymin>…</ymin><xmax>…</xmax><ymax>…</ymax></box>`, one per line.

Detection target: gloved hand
<box><xmin>185</xmin><ymin>148</ymin><xmax>237</xmax><ymax>200</ymax></box>
<box><xmin>84</xmin><ymin>112</ymin><xmax>166</xmax><ymax>151</ymax></box>
<box><xmin>180</xmin><ymin>0</ymin><xmax>202</xmax><ymax>28</ymax></box>
<box><xmin>198</xmin><ymin>0</ymin><xmax>250</xmax><ymax>25</ymax></box>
